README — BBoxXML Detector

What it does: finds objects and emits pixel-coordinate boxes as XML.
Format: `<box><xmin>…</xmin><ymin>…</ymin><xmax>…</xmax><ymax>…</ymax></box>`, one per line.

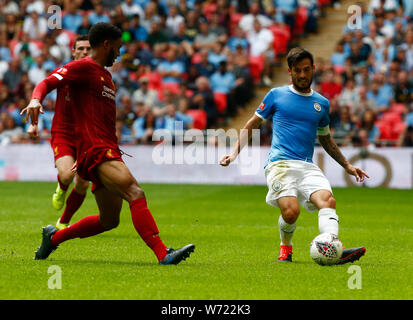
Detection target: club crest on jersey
<box><xmin>106</xmin><ymin>149</ymin><xmax>115</xmax><ymax>158</ymax></box>
<box><xmin>314</xmin><ymin>103</ymin><xmax>321</xmax><ymax>112</ymax></box>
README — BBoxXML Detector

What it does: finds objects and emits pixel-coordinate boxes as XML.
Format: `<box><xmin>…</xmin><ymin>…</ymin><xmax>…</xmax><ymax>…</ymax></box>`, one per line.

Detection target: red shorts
<box><xmin>76</xmin><ymin>146</ymin><xmax>124</xmax><ymax>193</ymax></box>
<box><xmin>51</xmin><ymin>135</ymin><xmax>77</xmax><ymax>162</ymax></box>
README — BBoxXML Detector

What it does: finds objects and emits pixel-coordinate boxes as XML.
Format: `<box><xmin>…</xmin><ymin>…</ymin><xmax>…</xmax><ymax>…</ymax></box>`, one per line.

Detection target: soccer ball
<box><xmin>310</xmin><ymin>233</ymin><xmax>343</xmax><ymax>266</ymax></box>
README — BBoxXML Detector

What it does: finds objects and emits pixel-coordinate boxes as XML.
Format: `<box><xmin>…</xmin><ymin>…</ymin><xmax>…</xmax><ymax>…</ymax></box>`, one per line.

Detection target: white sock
<box><xmin>278</xmin><ymin>215</ymin><xmax>296</xmax><ymax>246</ymax></box>
<box><xmin>318</xmin><ymin>208</ymin><xmax>339</xmax><ymax>236</ymax></box>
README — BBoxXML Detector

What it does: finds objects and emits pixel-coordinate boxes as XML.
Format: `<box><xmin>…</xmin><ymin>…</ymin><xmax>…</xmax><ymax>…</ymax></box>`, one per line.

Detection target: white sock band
<box><xmin>278</xmin><ymin>215</ymin><xmax>296</xmax><ymax>246</ymax></box>
<box><xmin>318</xmin><ymin>208</ymin><xmax>339</xmax><ymax>236</ymax></box>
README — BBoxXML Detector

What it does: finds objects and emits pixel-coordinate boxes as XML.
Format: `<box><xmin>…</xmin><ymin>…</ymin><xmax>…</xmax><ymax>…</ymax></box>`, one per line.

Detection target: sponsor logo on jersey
<box><xmin>314</xmin><ymin>103</ymin><xmax>321</xmax><ymax>112</ymax></box>
<box><xmin>259</xmin><ymin>102</ymin><xmax>265</xmax><ymax>110</ymax></box>
<box><xmin>102</xmin><ymin>85</ymin><xmax>116</xmax><ymax>101</ymax></box>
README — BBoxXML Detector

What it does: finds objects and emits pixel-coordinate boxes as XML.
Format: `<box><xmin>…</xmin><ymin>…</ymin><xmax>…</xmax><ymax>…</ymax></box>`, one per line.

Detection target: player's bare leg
<box><xmin>97</xmin><ymin>160</ymin><xmax>195</xmax><ymax>264</ymax></box>
<box><xmin>53</xmin><ymin>155</ymin><xmax>76</xmax><ymax>210</ymax></box>
<box><xmin>55</xmin><ymin>156</ymin><xmax>89</xmax><ymax>229</ymax></box>
<box><xmin>310</xmin><ymin>190</ymin><xmax>366</xmax><ymax>264</ymax></box>
<box><xmin>276</xmin><ymin>196</ymin><xmax>300</xmax><ymax>262</ymax></box>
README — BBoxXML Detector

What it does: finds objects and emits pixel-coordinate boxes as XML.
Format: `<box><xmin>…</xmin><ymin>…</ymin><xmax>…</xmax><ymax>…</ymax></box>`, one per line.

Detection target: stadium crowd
<box><xmin>0</xmin><ymin>0</ymin><xmax>412</xmax><ymax>147</ymax></box>
<box><xmin>315</xmin><ymin>0</ymin><xmax>413</xmax><ymax>147</ymax></box>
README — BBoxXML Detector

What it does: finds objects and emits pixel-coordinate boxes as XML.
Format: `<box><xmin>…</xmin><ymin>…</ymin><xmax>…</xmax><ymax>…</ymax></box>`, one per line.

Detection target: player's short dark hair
<box><xmin>73</xmin><ymin>34</ymin><xmax>89</xmax><ymax>49</ymax></box>
<box><xmin>88</xmin><ymin>23</ymin><xmax>122</xmax><ymax>48</ymax></box>
<box><xmin>287</xmin><ymin>47</ymin><xmax>314</xmax><ymax>69</ymax></box>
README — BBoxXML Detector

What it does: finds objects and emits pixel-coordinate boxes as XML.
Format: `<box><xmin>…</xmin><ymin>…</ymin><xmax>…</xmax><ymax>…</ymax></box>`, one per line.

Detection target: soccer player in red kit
<box><xmin>23</xmin><ymin>23</ymin><xmax>195</xmax><ymax>265</ymax></box>
<box><xmin>51</xmin><ymin>35</ymin><xmax>90</xmax><ymax>230</ymax></box>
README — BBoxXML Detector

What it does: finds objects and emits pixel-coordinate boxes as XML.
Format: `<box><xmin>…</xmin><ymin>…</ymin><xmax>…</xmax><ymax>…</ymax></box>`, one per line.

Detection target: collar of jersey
<box><xmin>288</xmin><ymin>85</ymin><xmax>314</xmax><ymax>97</ymax></box>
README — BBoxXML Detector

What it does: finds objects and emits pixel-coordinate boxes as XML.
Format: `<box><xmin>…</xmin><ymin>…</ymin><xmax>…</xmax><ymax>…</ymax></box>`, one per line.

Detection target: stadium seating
<box><xmin>186</xmin><ymin>109</ymin><xmax>207</xmax><ymax>130</ymax></box>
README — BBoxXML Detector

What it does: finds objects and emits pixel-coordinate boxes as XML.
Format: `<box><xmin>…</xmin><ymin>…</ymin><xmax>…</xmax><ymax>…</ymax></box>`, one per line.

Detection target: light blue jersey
<box><xmin>255</xmin><ymin>85</ymin><xmax>330</xmax><ymax>166</ymax></box>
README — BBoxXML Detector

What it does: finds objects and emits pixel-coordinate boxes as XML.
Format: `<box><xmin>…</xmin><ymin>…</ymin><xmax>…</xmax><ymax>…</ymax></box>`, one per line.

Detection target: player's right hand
<box><xmin>219</xmin><ymin>154</ymin><xmax>236</xmax><ymax>167</ymax></box>
<box><xmin>20</xmin><ymin>98</ymin><xmax>44</xmax><ymax>127</ymax></box>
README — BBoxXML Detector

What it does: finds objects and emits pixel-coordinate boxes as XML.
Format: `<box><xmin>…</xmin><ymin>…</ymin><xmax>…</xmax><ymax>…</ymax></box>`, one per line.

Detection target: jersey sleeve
<box><xmin>317</xmin><ymin>100</ymin><xmax>330</xmax><ymax>136</ymax></box>
<box><xmin>32</xmin><ymin>60</ymin><xmax>88</xmax><ymax>102</ymax></box>
<box><xmin>255</xmin><ymin>89</ymin><xmax>276</xmax><ymax>120</ymax></box>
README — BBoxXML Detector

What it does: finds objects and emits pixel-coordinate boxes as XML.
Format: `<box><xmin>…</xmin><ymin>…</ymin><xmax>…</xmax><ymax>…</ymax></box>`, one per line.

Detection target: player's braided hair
<box><xmin>287</xmin><ymin>47</ymin><xmax>314</xmax><ymax>69</ymax></box>
<box><xmin>88</xmin><ymin>22</ymin><xmax>122</xmax><ymax>48</ymax></box>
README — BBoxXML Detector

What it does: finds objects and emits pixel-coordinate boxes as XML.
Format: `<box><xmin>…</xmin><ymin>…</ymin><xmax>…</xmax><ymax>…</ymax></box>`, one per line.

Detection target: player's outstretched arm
<box><xmin>20</xmin><ymin>73</ymin><xmax>66</xmax><ymax>137</ymax></box>
<box><xmin>219</xmin><ymin>113</ymin><xmax>263</xmax><ymax>166</ymax></box>
<box><xmin>318</xmin><ymin>133</ymin><xmax>370</xmax><ymax>182</ymax></box>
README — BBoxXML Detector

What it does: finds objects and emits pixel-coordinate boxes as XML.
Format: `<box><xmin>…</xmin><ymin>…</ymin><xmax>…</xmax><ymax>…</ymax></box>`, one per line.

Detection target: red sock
<box><xmin>51</xmin><ymin>215</ymin><xmax>105</xmax><ymax>246</ymax></box>
<box><xmin>59</xmin><ymin>188</ymin><xmax>86</xmax><ymax>224</ymax></box>
<box><xmin>130</xmin><ymin>198</ymin><xmax>167</xmax><ymax>261</ymax></box>
<box><xmin>57</xmin><ymin>174</ymin><xmax>69</xmax><ymax>191</ymax></box>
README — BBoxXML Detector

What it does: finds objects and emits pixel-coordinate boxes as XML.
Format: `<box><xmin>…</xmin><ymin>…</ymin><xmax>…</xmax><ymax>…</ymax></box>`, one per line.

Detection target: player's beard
<box><xmin>106</xmin><ymin>48</ymin><xmax>116</xmax><ymax>67</ymax></box>
<box><xmin>292</xmin><ymin>74</ymin><xmax>313</xmax><ymax>92</ymax></box>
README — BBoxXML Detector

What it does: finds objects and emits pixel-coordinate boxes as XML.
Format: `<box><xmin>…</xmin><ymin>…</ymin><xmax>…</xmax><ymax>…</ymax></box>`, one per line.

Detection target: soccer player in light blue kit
<box><xmin>220</xmin><ymin>47</ymin><xmax>368</xmax><ymax>264</ymax></box>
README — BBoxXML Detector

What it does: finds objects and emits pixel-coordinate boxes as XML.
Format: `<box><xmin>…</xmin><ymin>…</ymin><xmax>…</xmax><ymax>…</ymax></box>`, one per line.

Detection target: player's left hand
<box><xmin>345</xmin><ymin>164</ymin><xmax>369</xmax><ymax>183</ymax></box>
<box><xmin>20</xmin><ymin>99</ymin><xmax>44</xmax><ymax>129</ymax></box>
<box><xmin>27</xmin><ymin>123</ymin><xmax>39</xmax><ymax>137</ymax></box>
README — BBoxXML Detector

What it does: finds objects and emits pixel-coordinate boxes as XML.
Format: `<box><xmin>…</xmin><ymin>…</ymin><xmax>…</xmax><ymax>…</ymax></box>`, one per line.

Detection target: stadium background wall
<box><xmin>0</xmin><ymin>146</ymin><xmax>412</xmax><ymax>189</ymax></box>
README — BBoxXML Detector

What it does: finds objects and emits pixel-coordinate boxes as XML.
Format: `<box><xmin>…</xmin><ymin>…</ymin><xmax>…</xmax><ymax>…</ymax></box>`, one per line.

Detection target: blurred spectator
<box><xmin>247</xmin><ymin>19</ymin><xmax>274</xmax><ymax>87</ymax></box>
<box><xmin>2</xmin><ymin>57</ymin><xmax>23</xmax><ymax>94</ymax></box>
<box><xmin>338</xmin><ymin>78</ymin><xmax>359</xmax><ymax>108</ymax></box>
<box><xmin>190</xmin><ymin>76</ymin><xmax>218</xmax><ymax>127</ymax></box>
<box><xmin>274</xmin><ymin>0</ymin><xmax>299</xmax><ymax>33</ymax></box>
<box><xmin>320</xmin><ymin>71</ymin><xmax>342</xmax><ymax>100</ymax></box>
<box><xmin>366</xmin><ymin>78</ymin><xmax>393</xmax><ymax>113</ymax></box>
<box><xmin>0</xmin><ymin>113</ymin><xmax>23</xmax><ymax>145</ymax></box>
<box><xmin>331</xmin><ymin>41</ymin><xmax>348</xmax><ymax>69</ymax></box>
<box><xmin>166</xmin><ymin>5</ymin><xmax>185</xmax><ymax>34</ymax></box>
<box><xmin>194</xmin><ymin>18</ymin><xmax>218</xmax><ymax>51</ymax></box>
<box><xmin>146</xmin><ymin>17</ymin><xmax>168</xmax><ymax>48</ymax></box>
<box><xmin>239</xmin><ymin>2</ymin><xmax>272</xmax><ymax>33</ymax></box>
<box><xmin>195</xmin><ymin>48</ymin><xmax>215</xmax><ymax>78</ymax></box>
<box><xmin>359</xmin><ymin>109</ymin><xmax>380</xmax><ymax>145</ymax></box>
<box><xmin>393</xmin><ymin>70</ymin><xmax>413</xmax><ymax>103</ymax></box>
<box><xmin>77</xmin><ymin>14</ymin><xmax>92</xmax><ymax>35</ymax></box>
<box><xmin>132</xmin><ymin>103</ymin><xmax>155</xmax><ymax>144</ymax></box>
<box><xmin>22</xmin><ymin>10</ymin><xmax>47</xmax><ymax>41</ymax></box>
<box><xmin>157</xmin><ymin>47</ymin><xmax>185</xmax><ymax>83</ymax></box>
<box><xmin>89</xmin><ymin>2</ymin><xmax>110</xmax><ymax>25</ymax></box>
<box><xmin>132</xmin><ymin>76</ymin><xmax>159</xmax><ymax>108</ymax></box>
<box><xmin>121</xmin><ymin>0</ymin><xmax>145</xmax><ymax>19</ymax></box>
<box><xmin>331</xmin><ymin>106</ymin><xmax>357</xmax><ymax>146</ymax></box>
<box><xmin>63</xmin><ymin>3</ymin><xmax>83</xmax><ymax>33</ymax></box>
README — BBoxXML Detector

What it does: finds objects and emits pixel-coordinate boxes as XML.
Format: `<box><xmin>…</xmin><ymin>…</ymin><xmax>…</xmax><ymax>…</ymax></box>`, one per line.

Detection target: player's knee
<box><xmin>100</xmin><ymin>216</ymin><xmax>119</xmax><ymax>230</ymax></box>
<box><xmin>59</xmin><ymin>171</ymin><xmax>75</xmax><ymax>186</ymax></box>
<box><xmin>282</xmin><ymin>207</ymin><xmax>300</xmax><ymax>224</ymax></box>
<box><xmin>75</xmin><ymin>179</ymin><xmax>89</xmax><ymax>194</ymax></box>
<box><xmin>324</xmin><ymin>195</ymin><xmax>336</xmax><ymax>209</ymax></box>
<box><xmin>121</xmin><ymin>178</ymin><xmax>145</xmax><ymax>202</ymax></box>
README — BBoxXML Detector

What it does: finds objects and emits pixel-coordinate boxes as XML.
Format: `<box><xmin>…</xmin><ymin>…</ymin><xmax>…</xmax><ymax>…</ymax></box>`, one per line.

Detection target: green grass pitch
<box><xmin>0</xmin><ymin>181</ymin><xmax>412</xmax><ymax>300</ymax></box>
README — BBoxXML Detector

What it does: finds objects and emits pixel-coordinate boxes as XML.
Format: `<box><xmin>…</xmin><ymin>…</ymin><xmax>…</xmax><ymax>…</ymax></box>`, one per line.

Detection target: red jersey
<box><xmin>33</xmin><ymin>56</ymin><xmax>118</xmax><ymax>156</ymax></box>
<box><xmin>50</xmin><ymin>74</ymin><xmax>76</xmax><ymax>142</ymax></box>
